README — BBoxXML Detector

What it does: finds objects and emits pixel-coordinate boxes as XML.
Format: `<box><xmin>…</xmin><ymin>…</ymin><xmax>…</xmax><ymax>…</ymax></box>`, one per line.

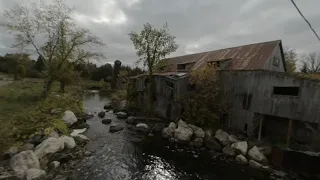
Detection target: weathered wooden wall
<box><xmin>220</xmin><ymin>70</ymin><xmax>320</xmax><ymax>136</ymax></box>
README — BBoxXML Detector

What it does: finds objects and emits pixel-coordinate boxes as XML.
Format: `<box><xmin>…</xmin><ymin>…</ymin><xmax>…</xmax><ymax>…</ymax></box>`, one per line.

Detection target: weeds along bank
<box><xmin>0</xmin><ymin>80</ymin><xmax>84</xmax><ymax>152</ymax></box>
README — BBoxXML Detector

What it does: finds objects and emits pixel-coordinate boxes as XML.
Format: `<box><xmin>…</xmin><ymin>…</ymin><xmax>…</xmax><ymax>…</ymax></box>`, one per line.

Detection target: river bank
<box><xmin>0</xmin><ymin>90</ymin><xmax>317</xmax><ymax>180</ymax></box>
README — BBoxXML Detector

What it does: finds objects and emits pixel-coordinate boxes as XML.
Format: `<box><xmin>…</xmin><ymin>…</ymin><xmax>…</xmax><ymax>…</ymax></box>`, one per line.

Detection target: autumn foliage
<box><xmin>182</xmin><ymin>65</ymin><xmax>227</xmax><ymax>127</ymax></box>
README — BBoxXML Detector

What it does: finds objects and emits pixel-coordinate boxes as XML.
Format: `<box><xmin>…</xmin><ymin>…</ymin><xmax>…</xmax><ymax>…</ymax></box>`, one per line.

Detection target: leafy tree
<box><xmin>129</xmin><ymin>22</ymin><xmax>178</xmax><ymax>111</ymax></box>
<box><xmin>35</xmin><ymin>55</ymin><xmax>45</xmax><ymax>72</ymax></box>
<box><xmin>3</xmin><ymin>0</ymin><xmax>104</xmax><ymax>96</ymax></box>
<box><xmin>283</xmin><ymin>47</ymin><xmax>297</xmax><ymax>73</ymax></box>
<box><xmin>14</xmin><ymin>65</ymin><xmax>26</xmax><ymax>80</ymax></box>
<box><xmin>182</xmin><ymin>65</ymin><xmax>227</xmax><ymax>127</ymax></box>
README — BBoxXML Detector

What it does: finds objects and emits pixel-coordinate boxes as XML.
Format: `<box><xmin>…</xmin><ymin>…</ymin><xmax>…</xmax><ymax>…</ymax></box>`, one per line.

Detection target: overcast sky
<box><xmin>0</xmin><ymin>0</ymin><xmax>320</xmax><ymax>67</ymax></box>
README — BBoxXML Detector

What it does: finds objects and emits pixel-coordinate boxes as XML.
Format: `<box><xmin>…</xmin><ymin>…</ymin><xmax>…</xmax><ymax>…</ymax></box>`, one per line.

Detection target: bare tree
<box><xmin>2</xmin><ymin>0</ymin><xmax>104</xmax><ymax>95</ymax></box>
<box><xmin>301</xmin><ymin>52</ymin><xmax>320</xmax><ymax>73</ymax></box>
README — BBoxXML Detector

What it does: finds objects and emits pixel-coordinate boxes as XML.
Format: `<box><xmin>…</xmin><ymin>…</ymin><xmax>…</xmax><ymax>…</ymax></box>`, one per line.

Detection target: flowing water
<box><xmin>74</xmin><ymin>92</ymin><xmax>270</xmax><ymax>180</ymax></box>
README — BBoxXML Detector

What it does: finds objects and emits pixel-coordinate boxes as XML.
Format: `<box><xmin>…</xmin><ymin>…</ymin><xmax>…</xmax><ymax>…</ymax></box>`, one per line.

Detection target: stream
<box><xmin>73</xmin><ymin>92</ymin><xmax>271</xmax><ymax>180</ymax></box>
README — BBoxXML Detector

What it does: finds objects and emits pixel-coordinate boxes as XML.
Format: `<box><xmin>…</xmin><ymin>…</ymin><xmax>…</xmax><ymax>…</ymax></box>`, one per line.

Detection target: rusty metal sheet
<box><xmin>165</xmin><ymin>40</ymin><xmax>280</xmax><ymax>71</ymax></box>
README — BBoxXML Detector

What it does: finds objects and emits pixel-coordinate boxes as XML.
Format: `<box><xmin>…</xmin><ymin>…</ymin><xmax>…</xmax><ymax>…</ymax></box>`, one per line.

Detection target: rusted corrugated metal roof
<box><xmin>165</xmin><ymin>40</ymin><xmax>281</xmax><ymax>71</ymax></box>
<box><xmin>129</xmin><ymin>72</ymin><xmax>183</xmax><ymax>79</ymax></box>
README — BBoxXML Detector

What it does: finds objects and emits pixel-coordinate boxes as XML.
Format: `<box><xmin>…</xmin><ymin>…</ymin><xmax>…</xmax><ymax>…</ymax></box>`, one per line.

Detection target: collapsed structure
<box><xmin>129</xmin><ymin>40</ymin><xmax>320</xmax><ymax>147</ymax></box>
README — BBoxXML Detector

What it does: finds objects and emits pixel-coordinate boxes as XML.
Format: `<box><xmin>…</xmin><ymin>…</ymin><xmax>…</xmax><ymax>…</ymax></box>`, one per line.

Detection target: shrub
<box><xmin>182</xmin><ymin>65</ymin><xmax>228</xmax><ymax>127</ymax></box>
<box><xmin>15</xmin><ymin>65</ymin><xmax>26</xmax><ymax>79</ymax></box>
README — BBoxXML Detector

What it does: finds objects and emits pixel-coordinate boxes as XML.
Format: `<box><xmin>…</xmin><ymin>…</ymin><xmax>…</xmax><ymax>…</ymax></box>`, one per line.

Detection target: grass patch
<box><xmin>0</xmin><ymin>79</ymin><xmax>83</xmax><ymax>152</ymax></box>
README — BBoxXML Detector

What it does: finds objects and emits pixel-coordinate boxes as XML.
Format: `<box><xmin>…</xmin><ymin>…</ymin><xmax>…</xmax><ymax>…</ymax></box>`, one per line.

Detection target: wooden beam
<box><xmin>258</xmin><ymin>117</ymin><xmax>263</xmax><ymax>141</ymax></box>
<box><xmin>286</xmin><ymin>119</ymin><xmax>293</xmax><ymax>148</ymax></box>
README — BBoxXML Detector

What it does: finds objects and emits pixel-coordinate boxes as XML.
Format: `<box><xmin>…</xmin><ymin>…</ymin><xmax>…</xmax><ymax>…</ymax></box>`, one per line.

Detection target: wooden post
<box><xmin>286</xmin><ymin>119</ymin><xmax>293</xmax><ymax>148</ymax></box>
<box><xmin>258</xmin><ymin>117</ymin><xmax>263</xmax><ymax>141</ymax></box>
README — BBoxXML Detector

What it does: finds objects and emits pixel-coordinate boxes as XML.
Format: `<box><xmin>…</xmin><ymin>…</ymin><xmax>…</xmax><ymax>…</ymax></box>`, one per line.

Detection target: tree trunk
<box><xmin>43</xmin><ymin>79</ymin><xmax>53</xmax><ymax>98</ymax></box>
<box><xmin>60</xmin><ymin>81</ymin><xmax>65</xmax><ymax>93</ymax></box>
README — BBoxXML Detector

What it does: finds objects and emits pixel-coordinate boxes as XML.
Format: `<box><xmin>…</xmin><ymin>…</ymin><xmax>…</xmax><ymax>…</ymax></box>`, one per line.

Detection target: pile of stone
<box><xmin>162</xmin><ymin>120</ymin><xmax>276</xmax><ymax>173</ymax></box>
<box><xmin>0</xmin><ymin>110</ymin><xmax>91</xmax><ymax>180</ymax></box>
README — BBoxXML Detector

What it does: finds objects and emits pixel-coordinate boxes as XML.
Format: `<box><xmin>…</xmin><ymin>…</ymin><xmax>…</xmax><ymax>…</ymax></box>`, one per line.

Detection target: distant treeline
<box><xmin>0</xmin><ymin>53</ymin><xmax>144</xmax><ymax>81</ymax></box>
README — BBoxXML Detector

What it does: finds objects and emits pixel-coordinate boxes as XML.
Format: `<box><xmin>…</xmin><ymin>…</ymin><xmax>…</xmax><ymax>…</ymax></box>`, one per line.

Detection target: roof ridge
<box><xmin>166</xmin><ymin>39</ymin><xmax>281</xmax><ymax>60</ymax></box>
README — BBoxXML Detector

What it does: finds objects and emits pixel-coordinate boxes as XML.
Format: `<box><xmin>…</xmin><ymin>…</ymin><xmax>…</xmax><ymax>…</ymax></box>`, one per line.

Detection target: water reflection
<box><xmin>76</xmin><ymin>93</ymin><xmax>270</xmax><ymax>180</ymax></box>
<box><xmin>140</xmin><ymin>155</ymin><xmax>178</xmax><ymax>180</ymax></box>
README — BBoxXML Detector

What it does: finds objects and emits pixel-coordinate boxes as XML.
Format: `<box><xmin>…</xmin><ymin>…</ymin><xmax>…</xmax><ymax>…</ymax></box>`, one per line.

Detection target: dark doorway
<box><xmin>166</xmin><ymin>103</ymin><xmax>172</xmax><ymax>119</ymax></box>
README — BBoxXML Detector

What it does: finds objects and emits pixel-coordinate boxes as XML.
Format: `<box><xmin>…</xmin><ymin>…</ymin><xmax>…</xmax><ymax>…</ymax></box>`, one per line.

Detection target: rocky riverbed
<box><xmin>0</xmin><ymin>92</ymin><xmax>306</xmax><ymax>180</ymax></box>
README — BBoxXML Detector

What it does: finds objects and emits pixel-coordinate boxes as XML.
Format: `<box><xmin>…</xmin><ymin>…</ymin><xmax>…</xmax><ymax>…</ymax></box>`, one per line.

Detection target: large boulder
<box><xmin>192</xmin><ymin>138</ymin><xmax>203</xmax><ymax>148</ymax></box>
<box><xmin>116</xmin><ymin>112</ymin><xmax>128</xmax><ymax>119</ymax></box>
<box><xmin>174</xmin><ymin>120</ymin><xmax>193</xmax><ymax>144</ymax></box>
<box><xmin>231</xmin><ymin>141</ymin><xmax>248</xmax><ymax>155</ymax></box>
<box><xmin>249</xmin><ymin>160</ymin><xmax>263</xmax><ymax>169</ymax></box>
<box><xmin>204</xmin><ymin>137</ymin><xmax>222</xmax><ymax>152</ymax></box>
<box><xmin>34</xmin><ymin>137</ymin><xmax>64</xmax><ymax>159</ymax></box>
<box><xmin>98</xmin><ymin>111</ymin><xmax>105</xmax><ymax>118</ymax></box>
<box><xmin>25</xmin><ymin>169</ymin><xmax>46</xmax><ymax>180</ymax></box>
<box><xmin>109</xmin><ymin>124</ymin><xmax>124</xmax><ymax>133</ymax></box>
<box><xmin>59</xmin><ymin>136</ymin><xmax>76</xmax><ymax>149</ymax></box>
<box><xmin>214</xmin><ymin>129</ymin><xmax>230</xmax><ymax>146</ymax></box>
<box><xmin>235</xmin><ymin>154</ymin><xmax>248</xmax><ymax>164</ymax></box>
<box><xmin>248</xmin><ymin>146</ymin><xmax>268</xmax><ymax>164</ymax></box>
<box><xmin>194</xmin><ymin>128</ymin><xmax>205</xmax><ymax>139</ymax></box>
<box><xmin>10</xmin><ymin>151</ymin><xmax>40</xmax><ymax>178</ymax></box>
<box><xmin>228</xmin><ymin>134</ymin><xmax>240</xmax><ymax>143</ymax></box>
<box><xmin>162</xmin><ymin>122</ymin><xmax>177</xmax><ymax>139</ymax></box>
<box><xmin>162</xmin><ymin>128</ymin><xmax>174</xmax><ymax>139</ymax></box>
<box><xmin>136</xmin><ymin>123</ymin><xmax>149</xmax><ymax>133</ymax></box>
<box><xmin>62</xmin><ymin>110</ymin><xmax>77</xmax><ymax>126</ymax></box>
<box><xmin>222</xmin><ymin>146</ymin><xmax>236</xmax><ymax>156</ymax></box>
<box><xmin>20</xmin><ymin>143</ymin><xmax>34</xmax><ymax>151</ymax></box>
<box><xmin>126</xmin><ymin>117</ymin><xmax>135</xmax><ymax>125</ymax></box>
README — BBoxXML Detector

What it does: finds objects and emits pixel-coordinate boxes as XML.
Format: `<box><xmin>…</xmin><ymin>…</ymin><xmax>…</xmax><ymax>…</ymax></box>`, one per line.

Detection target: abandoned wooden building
<box><xmin>129</xmin><ymin>40</ymin><xmax>320</xmax><ymax>147</ymax></box>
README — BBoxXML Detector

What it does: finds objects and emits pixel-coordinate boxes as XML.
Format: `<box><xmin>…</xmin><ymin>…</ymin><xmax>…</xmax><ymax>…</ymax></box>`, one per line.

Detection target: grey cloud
<box><xmin>0</xmin><ymin>0</ymin><xmax>320</xmax><ymax>66</ymax></box>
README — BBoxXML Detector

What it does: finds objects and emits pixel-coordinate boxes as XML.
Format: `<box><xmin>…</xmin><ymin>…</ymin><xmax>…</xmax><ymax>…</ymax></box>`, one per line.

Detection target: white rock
<box><xmin>10</xmin><ymin>151</ymin><xmax>40</xmax><ymax>178</ymax></box>
<box><xmin>231</xmin><ymin>141</ymin><xmax>248</xmax><ymax>155</ymax></box>
<box><xmin>174</xmin><ymin>122</ymin><xmax>193</xmax><ymax>143</ymax></box>
<box><xmin>228</xmin><ymin>134</ymin><xmax>240</xmax><ymax>143</ymax></box>
<box><xmin>188</xmin><ymin>124</ymin><xmax>198</xmax><ymax>132</ymax></box>
<box><xmin>177</xmin><ymin>120</ymin><xmax>189</xmax><ymax>129</ymax></box>
<box><xmin>136</xmin><ymin>123</ymin><xmax>149</xmax><ymax>129</ymax></box>
<box><xmin>25</xmin><ymin>168</ymin><xmax>46</xmax><ymax>180</ymax></box>
<box><xmin>214</xmin><ymin>129</ymin><xmax>230</xmax><ymax>146</ymax></box>
<box><xmin>49</xmin><ymin>161</ymin><xmax>60</xmax><ymax>169</ymax></box>
<box><xmin>205</xmin><ymin>130</ymin><xmax>213</xmax><ymax>138</ymax></box>
<box><xmin>222</xmin><ymin>146</ymin><xmax>236</xmax><ymax>156</ymax></box>
<box><xmin>249</xmin><ymin>160</ymin><xmax>263</xmax><ymax>169</ymax></box>
<box><xmin>34</xmin><ymin>137</ymin><xmax>64</xmax><ymax>159</ymax></box>
<box><xmin>162</xmin><ymin>127</ymin><xmax>175</xmax><ymax>139</ymax></box>
<box><xmin>194</xmin><ymin>128</ymin><xmax>205</xmax><ymax>139</ymax></box>
<box><xmin>235</xmin><ymin>154</ymin><xmax>248</xmax><ymax>164</ymax></box>
<box><xmin>49</xmin><ymin>131</ymin><xmax>59</xmax><ymax>138</ymax></box>
<box><xmin>248</xmin><ymin>146</ymin><xmax>268</xmax><ymax>164</ymax></box>
<box><xmin>70</xmin><ymin>128</ymin><xmax>87</xmax><ymax>137</ymax></box>
<box><xmin>59</xmin><ymin>136</ymin><xmax>76</xmax><ymax>149</ymax></box>
<box><xmin>75</xmin><ymin>134</ymin><xmax>90</xmax><ymax>141</ymax></box>
<box><xmin>168</xmin><ymin>122</ymin><xmax>177</xmax><ymax>129</ymax></box>
<box><xmin>62</xmin><ymin>110</ymin><xmax>77</xmax><ymax>126</ymax></box>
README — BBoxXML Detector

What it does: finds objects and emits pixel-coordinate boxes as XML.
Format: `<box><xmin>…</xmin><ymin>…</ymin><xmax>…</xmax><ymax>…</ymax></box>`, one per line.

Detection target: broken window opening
<box><xmin>273</xmin><ymin>57</ymin><xmax>280</xmax><ymax>67</ymax></box>
<box><xmin>273</xmin><ymin>87</ymin><xmax>299</xmax><ymax>96</ymax></box>
<box><xmin>242</xmin><ymin>93</ymin><xmax>252</xmax><ymax>110</ymax></box>
<box><xmin>165</xmin><ymin>80</ymin><xmax>174</xmax><ymax>88</ymax></box>
<box><xmin>177</xmin><ymin>64</ymin><xmax>186</xmax><ymax>70</ymax></box>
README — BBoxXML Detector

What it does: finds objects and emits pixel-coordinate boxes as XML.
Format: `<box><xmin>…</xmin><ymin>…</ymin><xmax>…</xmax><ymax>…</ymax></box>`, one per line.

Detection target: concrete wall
<box><xmin>220</xmin><ymin>70</ymin><xmax>320</xmax><ymax>135</ymax></box>
<box><xmin>263</xmin><ymin>44</ymin><xmax>285</xmax><ymax>72</ymax></box>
